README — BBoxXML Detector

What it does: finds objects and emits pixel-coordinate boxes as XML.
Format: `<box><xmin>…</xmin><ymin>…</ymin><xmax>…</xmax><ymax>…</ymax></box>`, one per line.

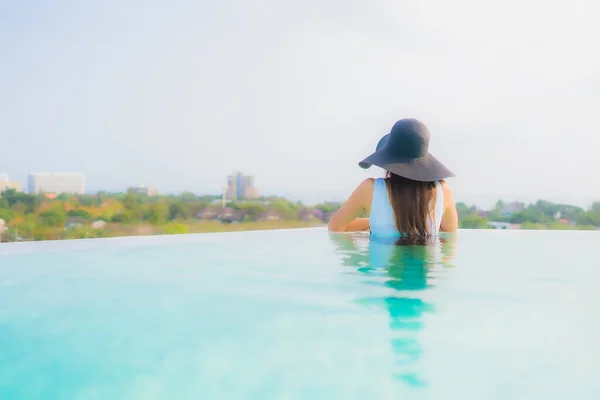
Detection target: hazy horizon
<box><xmin>1</xmin><ymin>177</ymin><xmax>596</xmax><ymax>210</ymax></box>
<box><xmin>2</xmin><ymin>0</ymin><xmax>599</xmax><ymax>210</ymax></box>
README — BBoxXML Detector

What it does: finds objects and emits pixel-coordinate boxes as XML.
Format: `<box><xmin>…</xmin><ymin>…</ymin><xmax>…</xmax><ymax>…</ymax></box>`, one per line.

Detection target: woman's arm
<box><xmin>440</xmin><ymin>182</ymin><xmax>458</xmax><ymax>232</ymax></box>
<box><xmin>345</xmin><ymin>218</ymin><xmax>370</xmax><ymax>231</ymax></box>
<box><xmin>328</xmin><ymin>179</ymin><xmax>373</xmax><ymax>232</ymax></box>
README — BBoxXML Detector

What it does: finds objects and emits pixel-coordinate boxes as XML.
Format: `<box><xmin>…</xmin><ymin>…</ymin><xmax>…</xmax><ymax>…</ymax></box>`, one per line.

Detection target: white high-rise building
<box><xmin>28</xmin><ymin>173</ymin><xmax>86</xmax><ymax>195</ymax></box>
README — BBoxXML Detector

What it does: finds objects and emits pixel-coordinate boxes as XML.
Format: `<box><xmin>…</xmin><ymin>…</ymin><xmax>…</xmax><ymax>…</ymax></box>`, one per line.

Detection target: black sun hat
<box><xmin>359</xmin><ymin>118</ymin><xmax>455</xmax><ymax>182</ymax></box>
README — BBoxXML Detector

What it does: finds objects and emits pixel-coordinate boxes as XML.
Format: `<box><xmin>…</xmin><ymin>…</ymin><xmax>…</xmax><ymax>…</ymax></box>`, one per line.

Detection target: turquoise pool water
<box><xmin>1</xmin><ymin>228</ymin><xmax>599</xmax><ymax>399</ymax></box>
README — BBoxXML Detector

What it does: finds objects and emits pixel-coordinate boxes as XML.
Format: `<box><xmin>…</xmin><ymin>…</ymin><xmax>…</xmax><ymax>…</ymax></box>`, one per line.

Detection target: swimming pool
<box><xmin>1</xmin><ymin>228</ymin><xmax>599</xmax><ymax>399</ymax></box>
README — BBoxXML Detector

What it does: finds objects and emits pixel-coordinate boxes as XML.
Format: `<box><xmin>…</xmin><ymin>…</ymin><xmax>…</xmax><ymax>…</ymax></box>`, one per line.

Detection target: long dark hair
<box><xmin>385</xmin><ymin>171</ymin><xmax>438</xmax><ymax>238</ymax></box>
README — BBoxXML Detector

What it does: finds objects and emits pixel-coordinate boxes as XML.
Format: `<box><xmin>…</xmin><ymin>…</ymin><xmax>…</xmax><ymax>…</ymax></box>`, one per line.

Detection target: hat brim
<box><xmin>359</xmin><ymin>149</ymin><xmax>455</xmax><ymax>182</ymax></box>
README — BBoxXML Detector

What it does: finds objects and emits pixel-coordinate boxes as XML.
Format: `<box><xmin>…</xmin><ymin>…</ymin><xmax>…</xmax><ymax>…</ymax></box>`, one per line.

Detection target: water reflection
<box><xmin>329</xmin><ymin>232</ymin><xmax>457</xmax><ymax>388</ymax></box>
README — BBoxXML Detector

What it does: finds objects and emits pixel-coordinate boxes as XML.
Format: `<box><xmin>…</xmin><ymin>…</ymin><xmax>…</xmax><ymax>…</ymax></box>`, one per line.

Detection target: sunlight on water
<box><xmin>1</xmin><ymin>229</ymin><xmax>600</xmax><ymax>399</ymax></box>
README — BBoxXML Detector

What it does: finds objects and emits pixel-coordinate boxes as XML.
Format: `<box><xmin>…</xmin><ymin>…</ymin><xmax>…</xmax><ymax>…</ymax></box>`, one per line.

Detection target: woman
<box><xmin>328</xmin><ymin>118</ymin><xmax>458</xmax><ymax>236</ymax></box>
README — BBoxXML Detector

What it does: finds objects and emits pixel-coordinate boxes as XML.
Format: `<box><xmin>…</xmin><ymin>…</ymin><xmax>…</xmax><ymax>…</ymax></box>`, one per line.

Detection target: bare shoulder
<box><xmin>439</xmin><ymin>180</ymin><xmax>455</xmax><ymax>206</ymax></box>
<box><xmin>439</xmin><ymin>180</ymin><xmax>453</xmax><ymax>195</ymax></box>
<box><xmin>359</xmin><ymin>177</ymin><xmax>375</xmax><ymax>191</ymax></box>
<box><xmin>439</xmin><ymin>180</ymin><xmax>458</xmax><ymax>232</ymax></box>
<box><xmin>343</xmin><ymin>178</ymin><xmax>374</xmax><ymax>213</ymax></box>
<box><xmin>353</xmin><ymin>178</ymin><xmax>375</xmax><ymax>203</ymax></box>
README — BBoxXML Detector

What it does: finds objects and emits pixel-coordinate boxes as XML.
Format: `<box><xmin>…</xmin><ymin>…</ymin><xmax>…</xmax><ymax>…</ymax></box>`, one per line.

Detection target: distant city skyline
<box><xmin>0</xmin><ymin>169</ymin><xmax>597</xmax><ymax>210</ymax></box>
<box><xmin>130</xmin><ymin>184</ymin><xmax>159</xmax><ymax>197</ymax></box>
<box><xmin>28</xmin><ymin>172</ymin><xmax>86</xmax><ymax>195</ymax></box>
<box><xmin>0</xmin><ymin>173</ymin><xmax>22</xmax><ymax>193</ymax></box>
<box><xmin>225</xmin><ymin>172</ymin><xmax>260</xmax><ymax>201</ymax></box>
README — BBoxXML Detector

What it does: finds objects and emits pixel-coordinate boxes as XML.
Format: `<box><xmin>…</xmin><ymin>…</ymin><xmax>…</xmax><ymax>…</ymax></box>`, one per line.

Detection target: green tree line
<box><xmin>457</xmin><ymin>199</ymin><xmax>600</xmax><ymax>230</ymax></box>
<box><xmin>0</xmin><ymin>189</ymin><xmax>338</xmax><ymax>242</ymax></box>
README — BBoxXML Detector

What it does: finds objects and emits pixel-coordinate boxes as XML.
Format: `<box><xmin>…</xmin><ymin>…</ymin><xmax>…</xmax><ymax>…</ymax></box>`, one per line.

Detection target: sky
<box><xmin>1</xmin><ymin>0</ymin><xmax>599</xmax><ymax>208</ymax></box>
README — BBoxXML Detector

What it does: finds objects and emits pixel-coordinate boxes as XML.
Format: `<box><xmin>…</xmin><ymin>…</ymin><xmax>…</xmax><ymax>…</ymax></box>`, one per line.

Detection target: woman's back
<box><xmin>369</xmin><ymin>178</ymin><xmax>444</xmax><ymax>237</ymax></box>
<box><xmin>326</xmin><ymin>118</ymin><xmax>458</xmax><ymax>234</ymax></box>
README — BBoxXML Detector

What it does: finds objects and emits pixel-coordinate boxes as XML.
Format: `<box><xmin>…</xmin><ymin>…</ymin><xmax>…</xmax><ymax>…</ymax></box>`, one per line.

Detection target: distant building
<box><xmin>0</xmin><ymin>174</ymin><xmax>21</xmax><ymax>193</ymax></box>
<box><xmin>66</xmin><ymin>217</ymin><xmax>86</xmax><ymax>229</ymax></box>
<box><xmin>6</xmin><ymin>182</ymin><xmax>22</xmax><ymax>192</ymax></box>
<box><xmin>28</xmin><ymin>173</ymin><xmax>85</xmax><ymax>195</ymax></box>
<box><xmin>489</xmin><ymin>221</ymin><xmax>522</xmax><ymax>230</ymax></box>
<box><xmin>243</xmin><ymin>186</ymin><xmax>260</xmax><ymax>200</ymax></box>
<box><xmin>225</xmin><ymin>172</ymin><xmax>260</xmax><ymax>200</ymax></box>
<box><xmin>131</xmin><ymin>185</ymin><xmax>158</xmax><ymax>196</ymax></box>
<box><xmin>197</xmin><ymin>207</ymin><xmax>219</xmax><ymax>220</ymax></box>
<box><xmin>298</xmin><ymin>208</ymin><xmax>315</xmax><ymax>222</ymax></box>
<box><xmin>91</xmin><ymin>220</ymin><xmax>107</xmax><ymax>230</ymax></box>
<box><xmin>218</xmin><ymin>207</ymin><xmax>243</xmax><ymax>223</ymax></box>
<box><xmin>259</xmin><ymin>210</ymin><xmax>282</xmax><ymax>221</ymax></box>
